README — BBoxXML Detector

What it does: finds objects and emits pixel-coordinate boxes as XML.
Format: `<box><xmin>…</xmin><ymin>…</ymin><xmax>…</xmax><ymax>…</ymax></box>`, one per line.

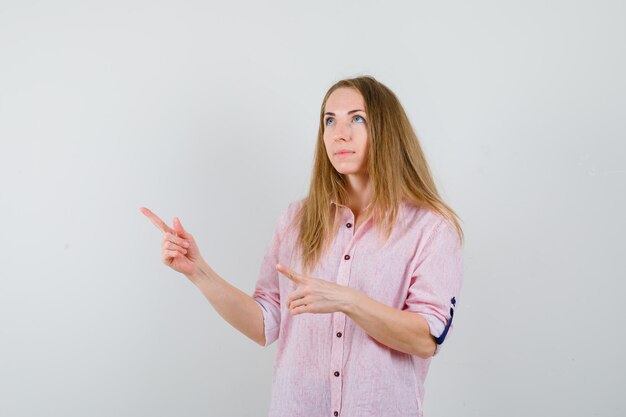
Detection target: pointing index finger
<box><xmin>139</xmin><ymin>207</ymin><xmax>174</xmax><ymax>234</ymax></box>
<box><xmin>276</xmin><ymin>263</ymin><xmax>305</xmax><ymax>284</ymax></box>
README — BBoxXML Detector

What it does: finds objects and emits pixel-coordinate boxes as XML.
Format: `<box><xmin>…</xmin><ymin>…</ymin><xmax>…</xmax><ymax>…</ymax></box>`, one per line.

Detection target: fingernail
<box><xmin>184</xmin><ymin>241</ymin><xmax>190</xmax><ymax>247</ymax></box>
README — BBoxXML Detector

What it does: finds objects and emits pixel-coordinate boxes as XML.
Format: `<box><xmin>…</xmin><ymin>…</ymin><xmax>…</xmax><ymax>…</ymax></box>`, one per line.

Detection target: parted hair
<box><xmin>293</xmin><ymin>76</ymin><xmax>463</xmax><ymax>275</ymax></box>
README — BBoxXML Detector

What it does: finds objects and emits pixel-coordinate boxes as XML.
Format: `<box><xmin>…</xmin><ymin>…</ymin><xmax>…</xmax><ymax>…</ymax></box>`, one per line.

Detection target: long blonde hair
<box><xmin>293</xmin><ymin>76</ymin><xmax>463</xmax><ymax>275</ymax></box>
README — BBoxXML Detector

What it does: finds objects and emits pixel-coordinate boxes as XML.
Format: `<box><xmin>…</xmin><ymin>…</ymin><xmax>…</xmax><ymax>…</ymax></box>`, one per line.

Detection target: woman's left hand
<box><xmin>276</xmin><ymin>263</ymin><xmax>357</xmax><ymax>315</ymax></box>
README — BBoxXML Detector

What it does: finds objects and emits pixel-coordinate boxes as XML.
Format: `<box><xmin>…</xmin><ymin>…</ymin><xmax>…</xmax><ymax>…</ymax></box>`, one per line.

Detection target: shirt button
<box><xmin>336</xmin><ymin>332</ymin><xmax>342</xmax><ymax>338</ymax></box>
<box><xmin>346</xmin><ymin>222</ymin><xmax>352</xmax><ymax>228</ymax></box>
<box><xmin>334</xmin><ymin>371</ymin><xmax>340</xmax><ymax>377</ymax></box>
<box><xmin>334</xmin><ymin>412</ymin><xmax>339</xmax><ymax>416</ymax></box>
<box><xmin>344</xmin><ymin>254</ymin><xmax>350</xmax><ymax>260</ymax></box>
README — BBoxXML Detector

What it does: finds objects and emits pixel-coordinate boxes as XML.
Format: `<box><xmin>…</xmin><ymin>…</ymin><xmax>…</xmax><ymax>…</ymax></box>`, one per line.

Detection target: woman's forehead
<box><xmin>325</xmin><ymin>88</ymin><xmax>365</xmax><ymax>112</ymax></box>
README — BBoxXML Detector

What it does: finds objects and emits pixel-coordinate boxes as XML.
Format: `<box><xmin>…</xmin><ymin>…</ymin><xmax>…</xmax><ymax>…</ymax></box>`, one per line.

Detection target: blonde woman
<box><xmin>141</xmin><ymin>76</ymin><xmax>464</xmax><ymax>417</ymax></box>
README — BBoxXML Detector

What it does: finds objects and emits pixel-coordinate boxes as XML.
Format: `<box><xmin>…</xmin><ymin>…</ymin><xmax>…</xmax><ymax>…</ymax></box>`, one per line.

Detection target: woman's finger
<box><xmin>162</xmin><ymin>249</ymin><xmax>182</xmax><ymax>262</ymax></box>
<box><xmin>140</xmin><ymin>207</ymin><xmax>174</xmax><ymax>234</ymax></box>
<box><xmin>163</xmin><ymin>241</ymin><xmax>188</xmax><ymax>254</ymax></box>
<box><xmin>289</xmin><ymin>294</ymin><xmax>311</xmax><ymax>310</ymax></box>
<box><xmin>291</xmin><ymin>303</ymin><xmax>310</xmax><ymax>315</ymax></box>
<box><xmin>276</xmin><ymin>264</ymin><xmax>306</xmax><ymax>285</ymax></box>
<box><xmin>164</xmin><ymin>232</ymin><xmax>190</xmax><ymax>248</ymax></box>
<box><xmin>286</xmin><ymin>287</ymin><xmax>308</xmax><ymax>306</ymax></box>
<box><xmin>173</xmin><ymin>217</ymin><xmax>190</xmax><ymax>238</ymax></box>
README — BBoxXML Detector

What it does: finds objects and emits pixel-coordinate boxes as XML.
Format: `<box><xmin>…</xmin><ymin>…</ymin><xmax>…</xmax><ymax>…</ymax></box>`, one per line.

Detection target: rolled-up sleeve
<box><xmin>252</xmin><ymin>206</ymin><xmax>291</xmax><ymax>347</ymax></box>
<box><xmin>403</xmin><ymin>219</ymin><xmax>464</xmax><ymax>356</ymax></box>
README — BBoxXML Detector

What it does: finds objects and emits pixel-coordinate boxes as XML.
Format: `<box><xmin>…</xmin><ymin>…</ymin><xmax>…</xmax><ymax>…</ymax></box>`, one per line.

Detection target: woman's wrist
<box><xmin>339</xmin><ymin>287</ymin><xmax>361</xmax><ymax>314</ymax></box>
<box><xmin>187</xmin><ymin>257</ymin><xmax>212</xmax><ymax>285</ymax></box>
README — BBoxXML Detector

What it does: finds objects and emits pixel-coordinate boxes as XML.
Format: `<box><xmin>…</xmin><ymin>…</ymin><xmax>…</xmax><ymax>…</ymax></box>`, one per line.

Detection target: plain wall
<box><xmin>1</xmin><ymin>0</ymin><xmax>625</xmax><ymax>416</ymax></box>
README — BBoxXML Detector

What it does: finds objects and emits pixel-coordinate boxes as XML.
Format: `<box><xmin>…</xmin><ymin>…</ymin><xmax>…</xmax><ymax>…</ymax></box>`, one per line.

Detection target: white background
<box><xmin>1</xmin><ymin>0</ymin><xmax>624</xmax><ymax>416</ymax></box>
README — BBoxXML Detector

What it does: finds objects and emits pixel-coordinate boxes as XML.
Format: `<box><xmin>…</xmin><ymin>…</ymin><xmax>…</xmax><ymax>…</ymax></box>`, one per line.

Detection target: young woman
<box><xmin>141</xmin><ymin>76</ymin><xmax>464</xmax><ymax>417</ymax></box>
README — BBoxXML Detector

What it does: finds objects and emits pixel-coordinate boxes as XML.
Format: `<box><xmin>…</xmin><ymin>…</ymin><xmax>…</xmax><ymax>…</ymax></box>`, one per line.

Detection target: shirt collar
<box><xmin>330</xmin><ymin>198</ymin><xmax>375</xmax><ymax>212</ymax></box>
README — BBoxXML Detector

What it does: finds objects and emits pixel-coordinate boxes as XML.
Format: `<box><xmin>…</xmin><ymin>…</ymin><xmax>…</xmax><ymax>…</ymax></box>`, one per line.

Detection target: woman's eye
<box><xmin>325</xmin><ymin>118</ymin><xmax>335</xmax><ymax>126</ymax></box>
<box><xmin>353</xmin><ymin>115</ymin><xmax>365</xmax><ymax>123</ymax></box>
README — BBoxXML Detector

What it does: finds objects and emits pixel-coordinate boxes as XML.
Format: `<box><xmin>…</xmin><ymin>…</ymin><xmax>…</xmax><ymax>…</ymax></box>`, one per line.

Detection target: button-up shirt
<box><xmin>252</xmin><ymin>198</ymin><xmax>463</xmax><ymax>417</ymax></box>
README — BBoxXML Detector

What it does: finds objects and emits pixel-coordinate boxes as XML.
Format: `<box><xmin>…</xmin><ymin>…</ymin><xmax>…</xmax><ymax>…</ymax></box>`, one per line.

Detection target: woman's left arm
<box><xmin>343</xmin><ymin>290</ymin><xmax>437</xmax><ymax>359</ymax></box>
<box><xmin>276</xmin><ymin>221</ymin><xmax>462</xmax><ymax>360</ymax></box>
<box><xmin>276</xmin><ymin>263</ymin><xmax>436</xmax><ymax>359</ymax></box>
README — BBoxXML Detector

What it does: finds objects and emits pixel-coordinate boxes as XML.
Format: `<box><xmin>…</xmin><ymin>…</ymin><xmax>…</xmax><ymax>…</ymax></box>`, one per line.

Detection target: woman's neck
<box><xmin>345</xmin><ymin>173</ymin><xmax>373</xmax><ymax>215</ymax></box>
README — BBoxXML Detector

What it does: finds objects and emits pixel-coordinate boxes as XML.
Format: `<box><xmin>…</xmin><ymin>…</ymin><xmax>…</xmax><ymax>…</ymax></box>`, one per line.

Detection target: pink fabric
<box><xmin>252</xmin><ymin>198</ymin><xmax>463</xmax><ymax>417</ymax></box>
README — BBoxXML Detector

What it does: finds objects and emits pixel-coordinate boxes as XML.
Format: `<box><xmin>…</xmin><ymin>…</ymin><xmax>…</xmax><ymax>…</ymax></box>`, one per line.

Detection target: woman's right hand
<box><xmin>139</xmin><ymin>207</ymin><xmax>202</xmax><ymax>277</ymax></box>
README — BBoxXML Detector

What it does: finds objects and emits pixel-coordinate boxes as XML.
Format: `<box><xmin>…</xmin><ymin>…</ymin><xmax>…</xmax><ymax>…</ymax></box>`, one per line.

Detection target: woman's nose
<box><xmin>334</xmin><ymin>121</ymin><xmax>351</xmax><ymax>141</ymax></box>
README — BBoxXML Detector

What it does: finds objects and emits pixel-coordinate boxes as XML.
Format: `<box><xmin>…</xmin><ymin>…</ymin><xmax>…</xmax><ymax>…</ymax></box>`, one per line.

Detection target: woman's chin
<box><xmin>335</xmin><ymin>169</ymin><xmax>367</xmax><ymax>177</ymax></box>
<box><xmin>335</xmin><ymin>168</ymin><xmax>356</xmax><ymax>175</ymax></box>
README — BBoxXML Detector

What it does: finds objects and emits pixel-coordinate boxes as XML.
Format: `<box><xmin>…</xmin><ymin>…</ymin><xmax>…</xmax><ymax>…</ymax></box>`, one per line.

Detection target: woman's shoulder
<box><xmin>273</xmin><ymin>197</ymin><xmax>306</xmax><ymax>233</ymax></box>
<box><xmin>399</xmin><ymin>201</ymin><xmax>459</xmax><ymax>241</ymax></box>
<box><xmin>399</xmin><ymin>200</ymin><xmax>446</xmax><ymax>226</ymax></box>
<box><xmin>283</xmin><ymin>197</ymin><xmax>306</xmax><ymax>219</ymax></box>
<box><xmin>287</xmin><ymin>197</ymin><xmax>307</xmax><ymax>212</ymax></box>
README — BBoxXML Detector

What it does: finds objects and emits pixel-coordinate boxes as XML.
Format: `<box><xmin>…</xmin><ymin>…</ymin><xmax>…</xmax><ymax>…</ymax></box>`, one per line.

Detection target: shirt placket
<box><xmin>330</xmin><ymin>209</ymin><xmax>357</xmax><ymax>417</ymax></box>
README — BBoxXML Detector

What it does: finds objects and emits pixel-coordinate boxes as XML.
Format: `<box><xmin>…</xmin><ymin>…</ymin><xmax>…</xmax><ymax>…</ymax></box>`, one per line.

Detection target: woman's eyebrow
<box><xmin>324</xmin><ymin>109</ymin><xmax>366</xmax><ymax>116</ymax></box>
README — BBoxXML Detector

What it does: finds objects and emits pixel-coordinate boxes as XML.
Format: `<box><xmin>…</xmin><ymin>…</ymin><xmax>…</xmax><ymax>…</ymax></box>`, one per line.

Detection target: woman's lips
<box><xmin>335</xmin><ymin>151</ymin><xmax>355</xmax><ymax>158</ymax></box>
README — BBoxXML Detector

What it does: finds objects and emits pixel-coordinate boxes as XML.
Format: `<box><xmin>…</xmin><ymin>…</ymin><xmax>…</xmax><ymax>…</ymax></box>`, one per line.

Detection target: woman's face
<box><xmin>323</xmin><ymin>87</ymin><xmax>369</xmax><ymax>177</ymax></box>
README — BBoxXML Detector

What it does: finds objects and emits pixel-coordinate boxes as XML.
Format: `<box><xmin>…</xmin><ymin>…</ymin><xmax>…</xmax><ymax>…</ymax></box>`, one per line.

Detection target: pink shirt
<box><xmin>252</xmin><ymin>198</ymin><xmax>463</xmax><ymax>417</ymax></box>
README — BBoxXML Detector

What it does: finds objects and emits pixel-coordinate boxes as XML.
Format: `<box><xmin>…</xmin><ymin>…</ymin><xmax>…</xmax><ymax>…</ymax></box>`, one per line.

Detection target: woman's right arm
<box><xmin>140</xmin><ymin>207</ymin><xmax>266</xmax><ymax>346</ymax></box>
<box><xmin>188</xmin><ymin>258</ymin><xmax>266</xmax><ymax>346</ymax></box>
